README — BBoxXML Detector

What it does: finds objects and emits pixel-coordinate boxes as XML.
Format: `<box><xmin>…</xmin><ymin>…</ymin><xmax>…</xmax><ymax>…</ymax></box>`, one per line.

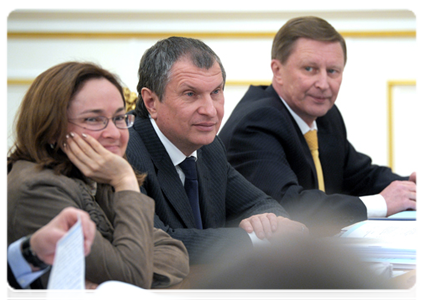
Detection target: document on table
<box><xmin>336</xmin><ymin>220</ymin><xmax>416</xmax><ymax>270</ymax></box>
<box><xmin>387</xmin><ymin>210</ymin><xmax>416</xmax><ymax>220</ymax></box>
<box><xmin>369</xmin><ymin>210</ymin><xmax>416</xmax><ymax>221</ymax></box>
<box><xmin>338</xmin><ymin>220</ymin><xmax>417</xmax><ymax>239</ymax></box>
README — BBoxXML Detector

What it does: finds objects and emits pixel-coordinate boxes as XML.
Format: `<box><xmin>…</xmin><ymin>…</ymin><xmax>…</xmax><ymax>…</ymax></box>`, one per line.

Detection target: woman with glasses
<box><xmin>7</xmin><ymin>62</ymin><xmax>189</xmax><ymax>289</ymax></box>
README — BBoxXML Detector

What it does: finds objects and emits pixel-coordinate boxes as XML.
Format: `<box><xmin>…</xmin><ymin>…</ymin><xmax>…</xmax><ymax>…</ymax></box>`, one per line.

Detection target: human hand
<box><xmin>63</xmin><ymin>132</ymin><xmax>139</xmax><ymax>192</ymax></box>
<box><xmin>266</xmin><ymin>217</ymin><xmax>309</xmax><ymax>244</ymax></box>
<box><xmin>380</xmin><ymin>180</ymin><xmax>416</xmax><ymax>216</ymax></box>
<box><xmin>239</xmin><ymin>213</ymin><xmax>278</xmax><ymax>240</ymax></box>
<box><xmin>30</xmin><ymin>207</ymin><xmax>96</xmax><ymax>265</ymax></box>
<box><xmin>409</xmin><ymin>172</ymin><xmax>416</xmax><ymax>183</ymax></box>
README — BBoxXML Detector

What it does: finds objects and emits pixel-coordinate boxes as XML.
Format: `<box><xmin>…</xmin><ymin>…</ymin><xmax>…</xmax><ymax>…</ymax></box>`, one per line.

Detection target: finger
<box><xmin>67</xmin><ymin>133</ymin><xmax>100</xmax><ymax>159</ymax></box>
<box><xmin>65</xmin><ymin>133</ymin><xmax>107</xmax><ymax>176</ymax></box>
<box><xmin>240</xmin><ymin>217</ymin><xmax>264</xmax><ymax>237</ymax></box>
<box><xmin>266</xmin><ymin>213</ymin><xmax>278</xmax><ymax>231</ymax></box>
<box><xmin>409</xmin><ymin>191</ymin><xmax>416</xmax><ymax>201</ymax></box>
<box><xmin>59</xmin><ymin>207</ymin><xmax>82</xmax><ymax>230</ymax></box>
<box><xmin>409</xmin><ymin>172</ymin><xmax>416</xmax><ymax>183</ymax></box>
<box><xmin>410</xmin><ymin>184</ymin><xmax>420</xmax><ymax>198</ymax></box>
<box><xmin>62</xmin><ymin>134</ymin><xmax>92</xmax><ymax>166</ymax></box>
<box><xmin>63</xmin><ymin>142</ymin><xmax>92</xmax><ymax>176</ymax></box>
<box><xmin>79</xmin><ymin>132</ymin><xmax>112</xmax><ymax>157</ymax></box>
<box><xmin>249</xmin><ymin>216</ymin><xmax>267</xmax><ymax>239</ymax></box>
<box><xmin>407</xmin><ymin>200</ymin><xmax>416</xmax><ymax>211</ymax></box>
<box><xmin>258</xmin><ymin>215</ymin><xmax>273</xmax><ymax>238</ymax></box>
<box><xmin>239</xmin><ymin>219</ymin><xmax>253</xmax><ymax>233</ymax></box>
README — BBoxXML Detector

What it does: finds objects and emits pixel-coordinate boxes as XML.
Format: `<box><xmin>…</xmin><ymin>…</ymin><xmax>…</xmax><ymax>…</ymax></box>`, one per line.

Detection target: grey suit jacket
<box><xmin>126</xmin><ymin>116</ymin><xmax>289</xmax><ymax>264</ymax></box>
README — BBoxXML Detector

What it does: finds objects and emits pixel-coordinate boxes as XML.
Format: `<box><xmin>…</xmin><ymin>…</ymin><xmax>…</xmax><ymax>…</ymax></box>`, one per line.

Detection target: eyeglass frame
<box><xmin>67</xmin><ymin>113</ymin><xmax>135</xmax><ymax>131</ymax></box>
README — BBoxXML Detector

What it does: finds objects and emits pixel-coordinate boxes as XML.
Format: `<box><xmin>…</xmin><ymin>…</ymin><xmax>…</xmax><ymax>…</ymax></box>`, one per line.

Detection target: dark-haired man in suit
<box><xmin>126</xmin><ymin>36</ymin><xmax>308</xmax><ymax>265</ymax></box>
<box><xmin>219</xmin><ymin>16</ymin><xmax>416</xmax><ymax>232</ymax></box>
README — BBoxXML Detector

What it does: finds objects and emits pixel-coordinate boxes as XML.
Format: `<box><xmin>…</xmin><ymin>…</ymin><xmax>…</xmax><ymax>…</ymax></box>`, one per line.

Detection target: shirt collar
<box><xmin>278</xmin><ymin>96</ymin><xmax>317</xmax><ymax>135</ymax></box>
<box><xmin>150</xmin><ymin>117</ymin><xmax>197</xmax><ymax>166</ymax></box>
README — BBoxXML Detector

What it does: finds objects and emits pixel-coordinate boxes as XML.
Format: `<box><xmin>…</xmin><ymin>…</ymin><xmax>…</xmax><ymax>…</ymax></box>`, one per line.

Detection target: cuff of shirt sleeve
<box><xmin>248</xmin><ymin>231</ymin><xmax>271</xmax><ymax>247</ymax></box>
<box><xmin>360</xmin><ymin>194</ymin><xmax>387</xmax><ymax>218</ymax></box>
<box><xmin>8</xmin><ymin>237</ymin><xmax>49</xmax><ymax>288</ymax></box>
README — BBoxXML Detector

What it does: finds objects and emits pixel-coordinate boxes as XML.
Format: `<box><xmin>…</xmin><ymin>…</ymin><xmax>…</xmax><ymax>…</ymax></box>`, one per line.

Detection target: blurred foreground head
<box><xmin>193</xmin><ymin>237</ymin><xmax>398</xmax><ymax>289</ymax></box>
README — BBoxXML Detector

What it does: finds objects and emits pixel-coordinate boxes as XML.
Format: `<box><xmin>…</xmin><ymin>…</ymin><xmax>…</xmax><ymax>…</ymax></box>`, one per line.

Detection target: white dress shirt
<box><xmin>150</xmin><ymin>117</ymin><xmax>197</xmax><ymax>184</ymax></box>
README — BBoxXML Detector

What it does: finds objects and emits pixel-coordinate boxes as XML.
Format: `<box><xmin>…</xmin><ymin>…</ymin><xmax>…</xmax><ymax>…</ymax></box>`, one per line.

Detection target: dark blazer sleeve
<box><xmin>5</xmin><ymin>248</ymin><xmax>44</xmax><ymax>300</ymax></box>
<box><xmin>320</xmin><ymin>106</ymin><xmax>407</xmax><ymax>196</ymax></box>
<box><xmin>219</xmin><ymin>86</ymin><xmax>368</xmax><ymax>231</ymax></box>
<box><xmin>127</xmin><ymin>119</ymin><xmax>255</xmax><ymax>264</ymax></box>
<box><xmin>201</xmin><ymin>137</ymin><xmax>290</xmax><ymax>226</ymax></box>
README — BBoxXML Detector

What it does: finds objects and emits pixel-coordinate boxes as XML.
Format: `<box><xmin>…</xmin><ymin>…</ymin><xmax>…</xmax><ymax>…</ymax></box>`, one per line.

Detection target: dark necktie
<box><xmin>179</xmin><ymin>156</ymin><xmax>203</xmax><ymax>229</ymax></box>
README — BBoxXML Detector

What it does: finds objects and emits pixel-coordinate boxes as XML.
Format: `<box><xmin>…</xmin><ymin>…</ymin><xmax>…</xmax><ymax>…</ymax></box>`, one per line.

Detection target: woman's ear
<box><xmin>141</xmin><ymin>88</ymin><xmax>158</xmax><ymax>119</ymax></box>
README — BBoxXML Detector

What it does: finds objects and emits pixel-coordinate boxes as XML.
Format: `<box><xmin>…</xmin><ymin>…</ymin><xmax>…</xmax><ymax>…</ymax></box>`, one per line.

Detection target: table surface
<box><xmin>152</xmin><ymin>265</ymin><xmax>420</xmax><ymax>300</ymax></box>
<box><xmin>151</xmin><ymin>265</ymin><xmax>208</xmax><ymax>295</ymax></box>
<box><xmin>390</xmin><ymin>269</ymin><xmax>416</xmax><ymax>289</ymax></box>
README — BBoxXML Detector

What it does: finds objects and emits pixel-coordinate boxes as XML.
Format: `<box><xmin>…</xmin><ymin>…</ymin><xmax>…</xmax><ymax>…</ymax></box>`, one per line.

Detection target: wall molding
<box><xmin>7</xmin><ymin>79</ymin><xmax>33</xmax><ymax>85</ymax></box>
<box><xmin>7</xmin><ymin>30</ymin><xmax>416</xmax><ymax>40</ymax></box>
<box><xmin>8</xmin><ymin>79</ymin><xmax>274</xmax><ymax>86</ymax></box>
<box><xmin>387</xmin><ymin>80</ymin><xmax>416</xmax><ymax>171</ymax></box>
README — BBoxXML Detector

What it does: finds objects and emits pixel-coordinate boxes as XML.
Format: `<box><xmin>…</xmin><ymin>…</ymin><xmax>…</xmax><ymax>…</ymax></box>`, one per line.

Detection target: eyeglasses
<box><xmin>68</xmin><ymin>114</ymin><xmax>135</xmax><ymax>131</ymax></box>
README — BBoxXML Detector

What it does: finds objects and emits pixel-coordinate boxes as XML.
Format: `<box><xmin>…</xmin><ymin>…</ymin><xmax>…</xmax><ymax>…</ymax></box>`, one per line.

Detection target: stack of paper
<box><xmin>336</xmin><ymin>213</ymin><xmax>417</xmax><ymax>270</ymax></box>
<box><xmin>369</xmin><ymin>210</ymin><xmax>416</xmax><ymax>221</ymax></box>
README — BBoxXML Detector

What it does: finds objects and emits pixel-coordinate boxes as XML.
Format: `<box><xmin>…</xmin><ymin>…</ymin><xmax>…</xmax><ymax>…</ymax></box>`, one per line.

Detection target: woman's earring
<box><xmin>50</xmin><ymin>143</ymin><xmax>55</xmax><ymax>149</ymax></box>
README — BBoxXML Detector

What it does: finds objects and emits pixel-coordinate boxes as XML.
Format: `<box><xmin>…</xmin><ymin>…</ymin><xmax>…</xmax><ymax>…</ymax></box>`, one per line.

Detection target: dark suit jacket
<box><xmin>126</xmin><ymin>116</ymin><xmax>289</xmax><ymax>264</ymax></box>
<box><xmin>219</xmin><ymin>85</ymin><xmax>406</xmax><ymax>230</ymax></box>
<box><xmin>5</xmin><ymin>248</ymin><xmax>44</xmax><ymax>300</ymax></box>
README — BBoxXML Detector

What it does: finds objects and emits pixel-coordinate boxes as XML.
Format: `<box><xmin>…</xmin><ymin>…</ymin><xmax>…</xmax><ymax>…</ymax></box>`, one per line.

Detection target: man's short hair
<box><xmin>271</xmin><ymin>16</ymin><xmax>347</xmax><ymax>65</ymax></box>
<box><xmin>135</xmin><ymin>36</ymin><xmax>226</xmax><ymax>118</ymax></box>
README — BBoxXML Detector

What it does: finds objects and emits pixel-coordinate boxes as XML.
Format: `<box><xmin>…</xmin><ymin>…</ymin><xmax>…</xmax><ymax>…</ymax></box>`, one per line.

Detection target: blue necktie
<box><xmin>179</xmin><ymin>157</ymin><xmax>203</xmax><ymax>229</ymax></box>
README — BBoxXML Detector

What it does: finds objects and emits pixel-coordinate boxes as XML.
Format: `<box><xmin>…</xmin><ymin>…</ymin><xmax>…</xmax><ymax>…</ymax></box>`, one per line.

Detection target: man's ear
<box><xmin>270</xmin><ymin>59</ymin><xmax>284</xmax><ymax>86</ymax></box>
<box><xmin>141</xmin><ymin>87</ymin><xmax>158</xmax><ymax>119</ymax></box>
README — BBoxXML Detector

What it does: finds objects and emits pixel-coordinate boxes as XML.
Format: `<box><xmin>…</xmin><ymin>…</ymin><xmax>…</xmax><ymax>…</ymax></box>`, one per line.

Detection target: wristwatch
<box><xmin>21</xmin><ymin>235</ymin><xmax>49</xmax><ymax>270</ymax></box>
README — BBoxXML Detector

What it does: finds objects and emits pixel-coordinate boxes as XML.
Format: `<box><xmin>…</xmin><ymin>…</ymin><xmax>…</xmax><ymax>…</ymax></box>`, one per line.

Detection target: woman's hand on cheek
<box><xmin>62</xmin><ymin>132</ymin><xmax>139</xmax><ymax>192</ymax></box>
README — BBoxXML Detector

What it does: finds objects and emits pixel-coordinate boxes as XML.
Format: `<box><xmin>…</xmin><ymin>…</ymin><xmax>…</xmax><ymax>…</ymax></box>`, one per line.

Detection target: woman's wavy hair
<box><xmin>8</xmin><ymin>61</ymin><xmax>145</xmax><ymax>184</ymax></box>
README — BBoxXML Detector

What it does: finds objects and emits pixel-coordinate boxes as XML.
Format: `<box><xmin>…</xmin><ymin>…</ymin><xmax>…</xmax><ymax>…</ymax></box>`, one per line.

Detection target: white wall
<box><xmin>6</xmin><ymin>7</ymin><xmax>418</xmax><ymax>175</ymax></box>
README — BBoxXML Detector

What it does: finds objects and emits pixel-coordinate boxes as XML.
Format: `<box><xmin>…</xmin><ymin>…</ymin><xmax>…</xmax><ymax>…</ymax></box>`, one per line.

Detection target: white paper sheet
<box><xmin>47</xmin><ymin>216</ymin><xmax>85</xmax><ymax>289</ymax></box>
<box><xmin>339</xmin><ymin>220</ymin><xmax>417</xmax><ymax>239</ymax></box>
<box><xmin>44</xmin><ymin>219</ymin><xmax>171</xmax><ymax>297</ymax></box>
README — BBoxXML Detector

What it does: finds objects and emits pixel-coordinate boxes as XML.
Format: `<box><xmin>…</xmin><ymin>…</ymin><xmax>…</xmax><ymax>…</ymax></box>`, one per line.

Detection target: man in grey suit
<box><xmin>126</xmin><ymin>36</ymin><xmax>307</xmax><ymax>265</ymax></box>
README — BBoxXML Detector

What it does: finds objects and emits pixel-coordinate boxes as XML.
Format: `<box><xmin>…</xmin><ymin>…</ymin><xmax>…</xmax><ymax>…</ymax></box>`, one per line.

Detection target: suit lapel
<box><xmin>316</xmin><ymin>117</ymin><xmax>339</xmax><ymax>192</ymax></box>
<box><xmin>138</xmin><ymin>118</ymin><xmax>198</xmax><ymax>228</ymax></box>
<box><xmin>267</xmin><ymin>86</ymin><xmax>318</xmax><ymax>189</ymax></box>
